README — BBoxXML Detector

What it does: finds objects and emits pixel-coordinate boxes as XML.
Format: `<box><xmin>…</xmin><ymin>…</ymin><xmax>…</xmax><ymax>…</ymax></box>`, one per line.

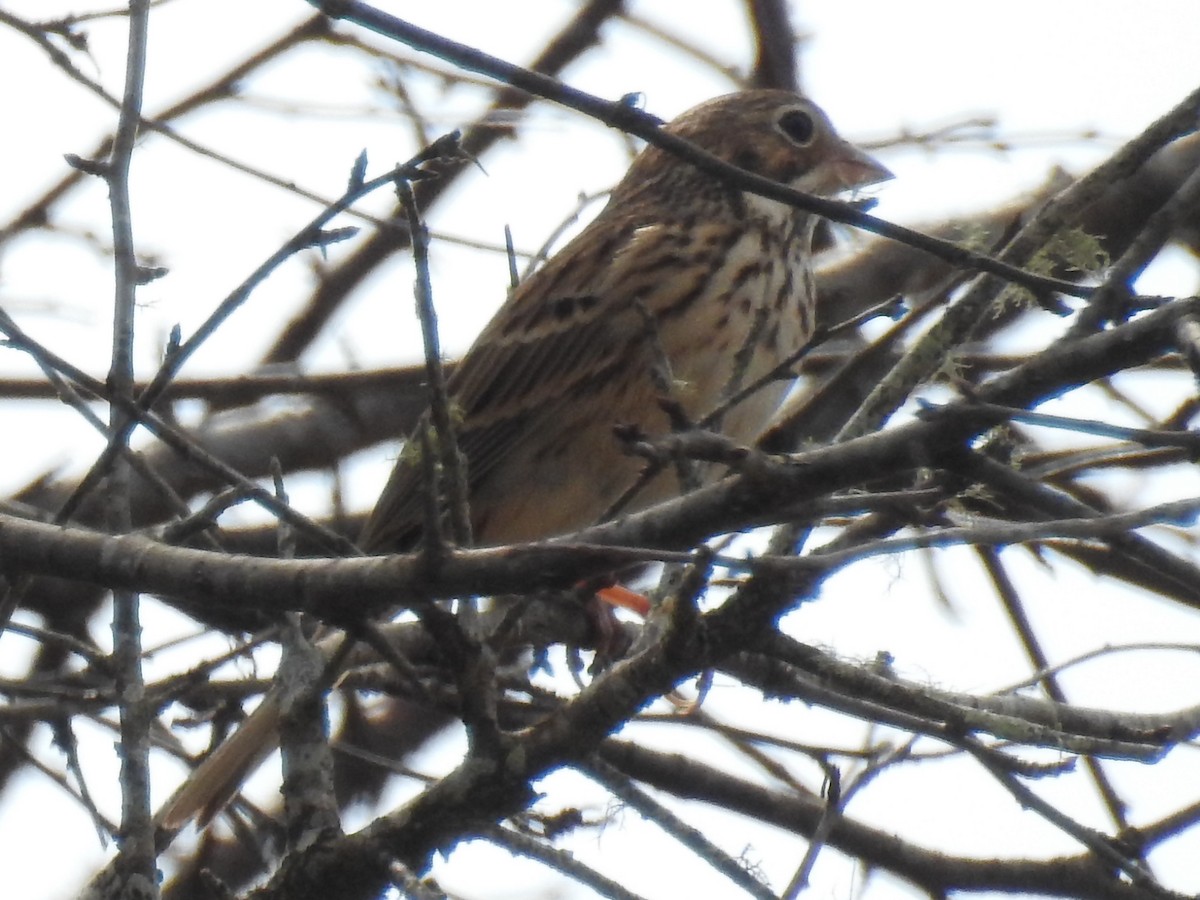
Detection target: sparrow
<box><xmin>157</xmin><ymin>89</ymin><xmax>890</xmax><ymax>829</ymax></box>
<box><xmin>359</xmin><ymin>89</ymin><xmax>891</xmax><ymax>550</ymax></box>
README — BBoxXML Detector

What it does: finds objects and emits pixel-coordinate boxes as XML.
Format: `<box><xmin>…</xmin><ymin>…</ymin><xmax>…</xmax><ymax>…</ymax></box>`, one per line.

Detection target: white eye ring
<box><xmin>777</xmin><ymin>108</ymin><xmax>816</xmax><ymax>146</ymax></box>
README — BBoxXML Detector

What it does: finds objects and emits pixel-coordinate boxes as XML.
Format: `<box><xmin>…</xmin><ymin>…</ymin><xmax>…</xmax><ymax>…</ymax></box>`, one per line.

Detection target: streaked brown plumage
<box><xmin>360</xmin><ymin>89</ymin><xmax>890</xmax><ymax>551</ymax></box>
<box><xmin>158</xmin><ymin>90</ymin><xmax>889</xmax><ymax>830</ymax></box>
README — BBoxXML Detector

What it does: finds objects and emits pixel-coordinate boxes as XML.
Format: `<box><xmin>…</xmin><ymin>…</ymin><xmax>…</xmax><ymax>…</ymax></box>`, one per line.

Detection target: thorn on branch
<box><xmin>164</xmin><ymin>324</ymin><xmax>182</xmax><ymax>360</ymax></box>
<box><xmin>63</xmin><ymin>153</ymin><xmax>109</xmax><ymax>177</ymax></box>
<box><xmin>305</xmin><ymin>226</ymin><xmax>359</xmax><ymax>257</ymax></box>
<box><xmin>348</xmin><ymin>149</ymin><xmax>368</xmax><ymax>191</ymax></box>
<box><xmin>399</xmin><ymin>129</ymin><xmax>471</xmax><ymax>182</ymax></box>
<box><xmin>135</xmin><ymin>264</ymin><xmax>168</xmax><ymax>285</ymax></box>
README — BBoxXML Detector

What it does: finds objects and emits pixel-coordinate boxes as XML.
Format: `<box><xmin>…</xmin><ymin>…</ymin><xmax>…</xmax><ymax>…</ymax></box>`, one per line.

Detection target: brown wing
<box><xmin>358</xmin><ymin>211</ymin><xmax>667</xmax><ymax>553</ymax></box>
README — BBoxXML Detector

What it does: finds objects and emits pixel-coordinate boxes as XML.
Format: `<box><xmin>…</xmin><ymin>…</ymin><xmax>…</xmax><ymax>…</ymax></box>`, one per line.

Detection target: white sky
<box><xmin>2</xmin><ymin>1</ymin><xmax>1200</xmax><ymax>897</ymax></box>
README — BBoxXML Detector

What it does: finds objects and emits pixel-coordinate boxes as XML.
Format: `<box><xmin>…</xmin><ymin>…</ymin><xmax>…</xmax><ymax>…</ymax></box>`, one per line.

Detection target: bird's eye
<box><xmin>778</xmin><ymin>109</ymin><xmax>815</xmax><ymax>146</ymax></box>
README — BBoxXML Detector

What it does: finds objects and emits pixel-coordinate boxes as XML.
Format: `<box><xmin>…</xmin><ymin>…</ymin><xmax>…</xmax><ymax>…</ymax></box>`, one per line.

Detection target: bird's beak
<box><xmin>825</xmin><ymin>141</ymin><xmax>893</xmax><ymax>193</ymax></box>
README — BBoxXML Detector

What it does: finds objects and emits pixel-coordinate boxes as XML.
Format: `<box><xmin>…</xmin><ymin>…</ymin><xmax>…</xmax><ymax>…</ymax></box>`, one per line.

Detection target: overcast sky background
<box><xmin>2</xmin><ymin>1</ymin><xmax>1200</xmax><ymax>897</ymax></box>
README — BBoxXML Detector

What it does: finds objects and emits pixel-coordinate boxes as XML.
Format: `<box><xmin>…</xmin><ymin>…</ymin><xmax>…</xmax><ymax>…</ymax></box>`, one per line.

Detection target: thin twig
<box><xmin>314</xmin><ymin>0</ymin><xmax>1122</xmax><ymax>302</ymax></box>
<box><xmin>104</xmin><ymin>0</ymin><xmax>155</xmax><ymax>888</ymax></box>
<box><xmin>586</xmin><ymin>756</ymin><xmax>776</xmax><ymax>900</ymax></box>
<box><xmin>57</xmin><ymin>139</ymin><xmax>460</xmax><ymax>529</ymax></box>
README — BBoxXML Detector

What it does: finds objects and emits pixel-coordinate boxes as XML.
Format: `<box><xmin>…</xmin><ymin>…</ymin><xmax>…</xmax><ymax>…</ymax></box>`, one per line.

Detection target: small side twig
<box><xmin>396</xmin><ymin>171</ymin><xmax>473</xmax><ymax>549</ymax></box>
<box><xmin>586</xmin><ymin>755</ymin><xmax>776</xmax><ymax>900</ymax></box>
